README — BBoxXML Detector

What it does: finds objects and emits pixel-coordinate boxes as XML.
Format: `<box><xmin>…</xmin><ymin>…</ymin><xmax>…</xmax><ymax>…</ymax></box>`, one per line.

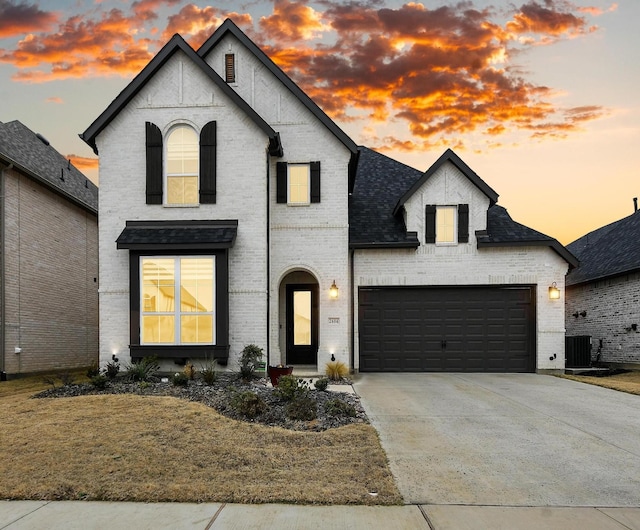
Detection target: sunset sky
<box><xmin>0</xmin><ymin>0</ymin><xmax>637</xmax><ymax>245</ymax></box>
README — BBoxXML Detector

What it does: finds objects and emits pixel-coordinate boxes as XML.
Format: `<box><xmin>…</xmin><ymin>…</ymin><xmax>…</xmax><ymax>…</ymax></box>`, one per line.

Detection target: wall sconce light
<box><xmin>632</xmin><ymin>324</ymin><xmax>638</xmax><ymax>331</ymax></box>
<box><xmin>580</xmin><ymin>311</ymin><xmax>587</xmax><ymax>318</ymax></box>
<box><xmin>329</xmin><ymin>280</ymin><xmax>339</xmax><ymax>299</ymax></box>
<box><xmin>548</xmin><ymin>282</ymin><xmax>560</xmax><ymax>300</ymax></box>
<box><xmin>573</xmin><ymin>312</ymin><xmax>579</xmax><ymax>318</ymax></box>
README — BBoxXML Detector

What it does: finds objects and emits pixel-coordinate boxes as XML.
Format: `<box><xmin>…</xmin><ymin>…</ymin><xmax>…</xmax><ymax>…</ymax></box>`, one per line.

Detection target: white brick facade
<box><xmin>90</xmin><ymin>21</ymin><xmax>572</xmax><ymax>374</ymax></box>
<box><xmin>353</xmin><ymin>162</ymin><xmax>570</xmax><ymax>372</ymax></box>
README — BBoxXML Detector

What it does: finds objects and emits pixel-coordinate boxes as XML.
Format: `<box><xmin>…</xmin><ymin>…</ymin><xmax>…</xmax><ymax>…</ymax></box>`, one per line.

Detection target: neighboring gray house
<box><xmin>0</xmin><ymin>120</ymin><xmax>99</xmax><ymax>379</ymax></box>
<box><xmin>565</xmin><ymin>203</ymin><xmax>640</xmax><ymax>368</ymax></box>
<box><xmin>81</xmin><ymin>19</ymin><xmax>576</xmax><ymax>374</ymax></box>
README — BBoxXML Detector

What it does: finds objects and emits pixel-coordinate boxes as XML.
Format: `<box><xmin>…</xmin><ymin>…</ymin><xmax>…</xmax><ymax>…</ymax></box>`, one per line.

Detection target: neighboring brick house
<box><xmin>0</xmin><ymin>120</ymin><xmax>99</xmax><ymax>379</ymax></box>
<box><xmin>565</xmin><ymin>205</ymin><xmax>640</xmax><ymax>367</ymax></box>
<box><xmin>81</xmin><ymin>19</ymin><xmax>576</xmax><ymax>374</ymax></box>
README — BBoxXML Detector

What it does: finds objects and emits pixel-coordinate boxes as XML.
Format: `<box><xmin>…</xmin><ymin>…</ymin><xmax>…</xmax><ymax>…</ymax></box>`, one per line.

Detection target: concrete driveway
<box><xmin>353</xmin><ymin>373</ymin><xmax>640</xmax><ymax>506</ymax></box>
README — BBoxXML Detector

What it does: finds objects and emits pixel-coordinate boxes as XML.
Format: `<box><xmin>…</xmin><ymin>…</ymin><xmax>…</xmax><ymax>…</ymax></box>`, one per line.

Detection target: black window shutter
<box><xmin>458</xmin><ymin>204</ymin><xmax>469</xmax><ymax>243</ymax></box>
<box><xmin>425</xmin><ymin>205</ymin><xmax>436</xmax><ymax>244</ymax></box>
<box><xmin>276</xmin><ymin>162</ymin><xmax>287</xmax><ymax>203</ymax></box>
<box><xmin>310</xmin><ymin>161</ymin><xmax>321</xmax><ymax>203</ymax></box>
<box><xmin>145</xmin><ymin>122</ymin><xmax>163</xmax><ymax>204</ymax></box>
<box><xmin>200</xmin><ymin>121</ymin><xmax>216</xmax><ymax>204</ymax></box>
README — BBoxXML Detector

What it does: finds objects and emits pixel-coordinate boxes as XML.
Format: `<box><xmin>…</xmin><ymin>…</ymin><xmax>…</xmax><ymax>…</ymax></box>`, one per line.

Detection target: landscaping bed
<box><xmin>34</xmin><ymin>372</ymin><xmax>367</xmax><ymax>432</ymax></box>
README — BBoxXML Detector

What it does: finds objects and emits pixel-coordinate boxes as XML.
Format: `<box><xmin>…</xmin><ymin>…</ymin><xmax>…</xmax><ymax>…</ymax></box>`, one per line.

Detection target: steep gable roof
<box><xmin>0</xmin><ymin>120</ymin><xmax>97</xmax><ymax>214</ymax></box>
<box><xmin>393</xmin><ymin>148</ymin><xmax>499</xmax><ymax>216</ymax></box>
<box><xmin>198</xmin><ymin>19</ymin><xmax>357</xmax><ymax>158</ymax></box>
<box><xmin>350</xmin><ymin>147</ymin><xmax>421</xmax><ymax>248</ymax></box>
<box><xmin>566</xmin><ymin>210</ymin><xmax>640</xmax><ymax>286</ymax></box>
<box><xmin>81</xmin><ymin>33</ymin><xmax>282</xmax><ymax>157</ymax></box>
<box><xmin>350</xmin><ymin>146</ymin><xmax>576</xmax><ymax>266</ymax></box>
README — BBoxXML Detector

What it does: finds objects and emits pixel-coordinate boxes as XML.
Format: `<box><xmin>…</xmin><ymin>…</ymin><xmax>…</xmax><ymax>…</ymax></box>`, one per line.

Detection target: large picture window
<box><xmin>141</xmin><ymin>256</ymin><xmax>215</xmax><ymax>345</ymax></box>
<box><xmin>166</xmin><ymin>126</ymin><xmax>199</xmax><ymax>205</ymax></box>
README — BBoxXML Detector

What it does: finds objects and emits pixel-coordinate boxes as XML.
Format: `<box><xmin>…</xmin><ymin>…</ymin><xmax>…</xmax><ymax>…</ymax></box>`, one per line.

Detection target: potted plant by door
<box><xmin>267</xmin><ymin>364</ymin><xmax>293</xmax><ymax>386</ymax></box>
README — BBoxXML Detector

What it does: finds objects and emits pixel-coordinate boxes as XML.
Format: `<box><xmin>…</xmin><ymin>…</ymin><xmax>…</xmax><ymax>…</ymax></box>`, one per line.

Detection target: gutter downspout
<box><xmin>350</xmin><ymin>248</ymin><xmax>355</xmax><ymax>372</ymax></box>
<box><xmin>0</xmin><ymin>163</ymin><xmax>11</xmax><ymax>380</ymax></box>
<box><xmin>266</xmin><ymin>150</ymin><xmax>271</xmax><ymax>369</ymax></box>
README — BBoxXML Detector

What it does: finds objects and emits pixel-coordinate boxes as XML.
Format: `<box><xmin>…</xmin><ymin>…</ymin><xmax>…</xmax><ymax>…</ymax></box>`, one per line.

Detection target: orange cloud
<box><xmin>0</xmin><ymin>0</ymin><xmax>58</xmax><ymax>38</ymax></box>
<box><xmin>506</xmin><ymin>1</ymin><xmax>595</xmax><ymax>40</ymax></box>
<box><xmin>67</xmin><ymin>154</ymin><xmax>98</xmax><ymax>171</ymax></box>
<box><xmin>259</xmin><ymin>0</ymin><xmax>327</xmax><ymax>42</ymax></box>
<box><xmin>45</xmin><ymin>96</ymin><xmax>63</xmax><ymax>104</ymax></box>
<box><xmin>0</xmin><ymin>0</ymin><xmax>607</xmax><ymax>150</ymax></box>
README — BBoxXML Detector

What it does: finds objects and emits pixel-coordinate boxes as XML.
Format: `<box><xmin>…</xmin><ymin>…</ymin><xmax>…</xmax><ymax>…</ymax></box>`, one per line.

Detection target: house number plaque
<box><xmin>328</xmin><ymin>317</ymin><xmax>340</xmax><ymax>324</ymax></box>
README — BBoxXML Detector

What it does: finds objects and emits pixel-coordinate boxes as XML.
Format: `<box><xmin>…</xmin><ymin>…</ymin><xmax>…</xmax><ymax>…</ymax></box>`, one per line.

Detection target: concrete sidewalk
<box><xmin>2</xmin><ymin>501</ymin><xmax>640</xmax><ymax>529</ymax></box>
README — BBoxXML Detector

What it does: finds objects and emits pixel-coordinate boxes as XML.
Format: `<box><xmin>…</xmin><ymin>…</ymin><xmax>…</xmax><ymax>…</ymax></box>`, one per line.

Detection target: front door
<box><xmin>286</xmin><ymin>284</ymin><xmax>318</xmax><ymax>364</ymax></box>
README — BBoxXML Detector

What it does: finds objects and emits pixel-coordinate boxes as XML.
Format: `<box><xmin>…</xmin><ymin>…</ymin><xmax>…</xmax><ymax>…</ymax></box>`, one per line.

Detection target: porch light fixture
<box><xmin>548</xmin><ymin>282</ymin><xmax>560</xmax><ymax>300</ymax></box>
<box><xmin>329</xmin><ymin>280</ymin><xmax>339</xmax><ymax>299</ymax></box>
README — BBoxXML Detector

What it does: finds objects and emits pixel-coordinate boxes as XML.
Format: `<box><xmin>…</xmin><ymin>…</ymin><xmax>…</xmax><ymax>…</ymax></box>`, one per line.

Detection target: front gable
<box><xmin>403</xmin><ymin>159</ymin><xmax>492</xmax><ymax>247</ymax></box>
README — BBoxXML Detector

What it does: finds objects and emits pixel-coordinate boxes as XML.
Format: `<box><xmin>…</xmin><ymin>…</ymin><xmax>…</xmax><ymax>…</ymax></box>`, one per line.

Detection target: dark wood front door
<box><xmin>286</xmin><ymin>284</ymin><xmax>318</xmax><ymax>364</ymax></box>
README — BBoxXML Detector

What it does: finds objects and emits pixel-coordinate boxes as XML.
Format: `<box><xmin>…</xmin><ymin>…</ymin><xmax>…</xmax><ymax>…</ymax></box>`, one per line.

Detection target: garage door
<box><xmin>358</xmin><ymin>286</ymin><xmax>535</xmax><ymax>372</ymax></box>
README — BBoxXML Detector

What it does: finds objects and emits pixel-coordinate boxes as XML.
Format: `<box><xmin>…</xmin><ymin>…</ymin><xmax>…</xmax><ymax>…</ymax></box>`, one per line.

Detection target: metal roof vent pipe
<box><xmin>633</xmin><ymin>197</ymin><xmax>638</xmax><ymax>213</ymax></box>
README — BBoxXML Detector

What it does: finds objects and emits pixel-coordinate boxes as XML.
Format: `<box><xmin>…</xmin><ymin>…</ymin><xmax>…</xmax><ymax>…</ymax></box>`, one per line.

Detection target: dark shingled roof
<box><xmin>350</xmin><ymin>146</ymin><xmax>577</xmax><ymax>266</ymax></box>
<box><xmin>566</xmin><ymin>211</ymin><xmax>640</xmax><ymax>286</ymax></box>
<box><xmin>480</xmin><ymin>205</ymin><xmax>577</xmax><ymax>266</ymax></box>
<box><xmin>0</xmin><ymin>120</ymin><xmax>97</xmax><ymax>214</ymax></box>
<box><xmin>116</xmin><ymin>220</ymin><xmax>237</xmax><ymax>250</ymax></box>
<box><xmin>349</xmin><ymin>147</ymin><xmax>421</xmax><ymax>248</ymax></box>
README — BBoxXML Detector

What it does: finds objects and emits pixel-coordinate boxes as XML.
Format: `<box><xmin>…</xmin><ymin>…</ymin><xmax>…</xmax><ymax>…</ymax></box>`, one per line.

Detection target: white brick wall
<box><xmin>566</xmin><ymin>273</ymin><xmax>640</xmax><ymax>365</ymax></box>
<box><xmin>96</xmin><ymin>45</ymin><xmax>352</xmax><ymax>372</ymax></box>
<box><xmin>353</xmin><ymin>160</ymin><xmax>569</xmax><ymax>372</ymax></box>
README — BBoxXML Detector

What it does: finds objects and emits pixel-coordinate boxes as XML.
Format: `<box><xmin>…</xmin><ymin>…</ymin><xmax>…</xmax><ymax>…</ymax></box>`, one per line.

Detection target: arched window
<box><xmin>166</xmin><ymin>126</ymin><xmax>198</xmax><ymax>205</ymax></box>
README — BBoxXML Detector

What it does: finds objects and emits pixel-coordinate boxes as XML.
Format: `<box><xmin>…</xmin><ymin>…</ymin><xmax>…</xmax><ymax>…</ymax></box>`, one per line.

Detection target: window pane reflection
<box><xmin>293</xmin><ymin>290</ymin><xmax>311</xmax><ymax>345</ymax></box>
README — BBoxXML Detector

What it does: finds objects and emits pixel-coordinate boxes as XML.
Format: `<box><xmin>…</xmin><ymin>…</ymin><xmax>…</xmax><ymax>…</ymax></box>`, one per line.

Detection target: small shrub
<box><xmin>90</xmin><ymin>374</ymin><xmax>109</xmax><ymax>390</ymax></box>
<box><xmin>275</xmin><ymin>375</ymin><xmax>309</xmax><ymax>401</ymax></box>
<box><xmin>104</xmin><ymin>360</ymin><xmax>120</xmax><ymax>380</ymax></box>
<box><xmin>172</xmin><ymin>372</ymin><xmax>189</xmax><ymax>387</ymax></box>
<box><xmin>86</xmin><ymin>361</ymin><xmax>100</xmax><ymax>378</ymax></box>
<box><xmin>124</xmin><ymin>356</ymin><xmax>159</xmax><ymax>382</ymax></box>
<box><xmin>286</xmin><ymin>394</ymin><xmax>317</xmax><ymax>421</ymax></box>
<box><xmin>239</xmin><ymin>344</ymin><xmax>264</xmax><ymax>380</ymax></box>
<box><xmin>230</xmin><ymin>391</ymin><xmax>267</xmax><ymax>419</ymax></box>
<box><xmin>58</xmin><ymin>371</ymin><xmax>75</xmax><ymax>386</ymax></box>
<box><xmin>200</xmin><ymin>368</ymin><xmax>217</xmax><ymax>385</ymax></box>
<box><xmin>325</xmin><ymin>398</ymin><xmax>356</xmax><ymax>417</ymax></box>
<box><xmin>314</xmin><ymin>377</ymin><xmax>329</xmax><ymax>391</ymax></box>
<box><xmin>183</xmin><ymin>362</ymin><xmax>196</xmax><ymax>381</ymax></box>
<box><xmin>325</xmin><ymin>360</ymin><xmax>349</xmax><ymax>381</ymax></box>
<box><xmin>42</xmin><ymin>375</ymin><xmax>57</xmax><ymax>390</ymax></box>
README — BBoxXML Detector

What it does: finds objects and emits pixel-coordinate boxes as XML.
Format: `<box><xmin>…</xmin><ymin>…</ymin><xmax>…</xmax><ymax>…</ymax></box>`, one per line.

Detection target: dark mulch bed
<box><xmin>34</xmin><ymin>373</ymin><xmax>368</xmax><ymax>432</ymax></box>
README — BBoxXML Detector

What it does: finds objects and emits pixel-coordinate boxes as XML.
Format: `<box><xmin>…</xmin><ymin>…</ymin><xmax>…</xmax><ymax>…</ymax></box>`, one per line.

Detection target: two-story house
<box><xmin>1</xmin><ymin>120</ymin><xmax>98</xmax><ymax>379</ymax></box>
<box><xmin>81</xmin><ymin>19</ymin><xmax>576</xmax><ymax>374</ymax></box>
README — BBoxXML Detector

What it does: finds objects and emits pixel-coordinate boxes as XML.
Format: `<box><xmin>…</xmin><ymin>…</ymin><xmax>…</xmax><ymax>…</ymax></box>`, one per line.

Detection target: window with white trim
<box><xmin>141</xmin><ymin>256</ymin><xmax>215</xmax><ymax>344</ymax></box>
<box><xmin>166</xmin><ymin>126</ymin><xmax>199</xmax><ymax>205</ymax></box>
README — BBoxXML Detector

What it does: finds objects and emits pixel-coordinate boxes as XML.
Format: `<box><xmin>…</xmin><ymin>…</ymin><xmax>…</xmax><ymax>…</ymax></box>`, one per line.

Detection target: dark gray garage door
<box><xmin>358</xmin><ymin>286</ymin><xmax>535</xmax><ymax>372</ymax></box>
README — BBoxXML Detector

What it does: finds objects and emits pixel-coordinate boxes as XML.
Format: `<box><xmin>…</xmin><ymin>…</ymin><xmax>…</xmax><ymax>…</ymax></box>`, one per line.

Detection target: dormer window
<box><xmin>225</xmin><ymin>53</ymin><xmax>235</xmax><ymax>83</ymax></box>
<box><xmin>426</xmin><ymin>204</ymin><xmax>469</xmax><ymax>245</ymax></box>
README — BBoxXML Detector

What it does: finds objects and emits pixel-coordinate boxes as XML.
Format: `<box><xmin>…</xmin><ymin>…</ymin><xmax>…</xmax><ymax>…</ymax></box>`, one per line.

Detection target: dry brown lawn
<box><xmin>560</xmin><ymin>370</ymin><xmax>640</xmax><ymax>396</ymax></box>
<box><xmin>0</xmin><ymin>376</ymin><xmax>402</xmax><ymax>505</ymax></box>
